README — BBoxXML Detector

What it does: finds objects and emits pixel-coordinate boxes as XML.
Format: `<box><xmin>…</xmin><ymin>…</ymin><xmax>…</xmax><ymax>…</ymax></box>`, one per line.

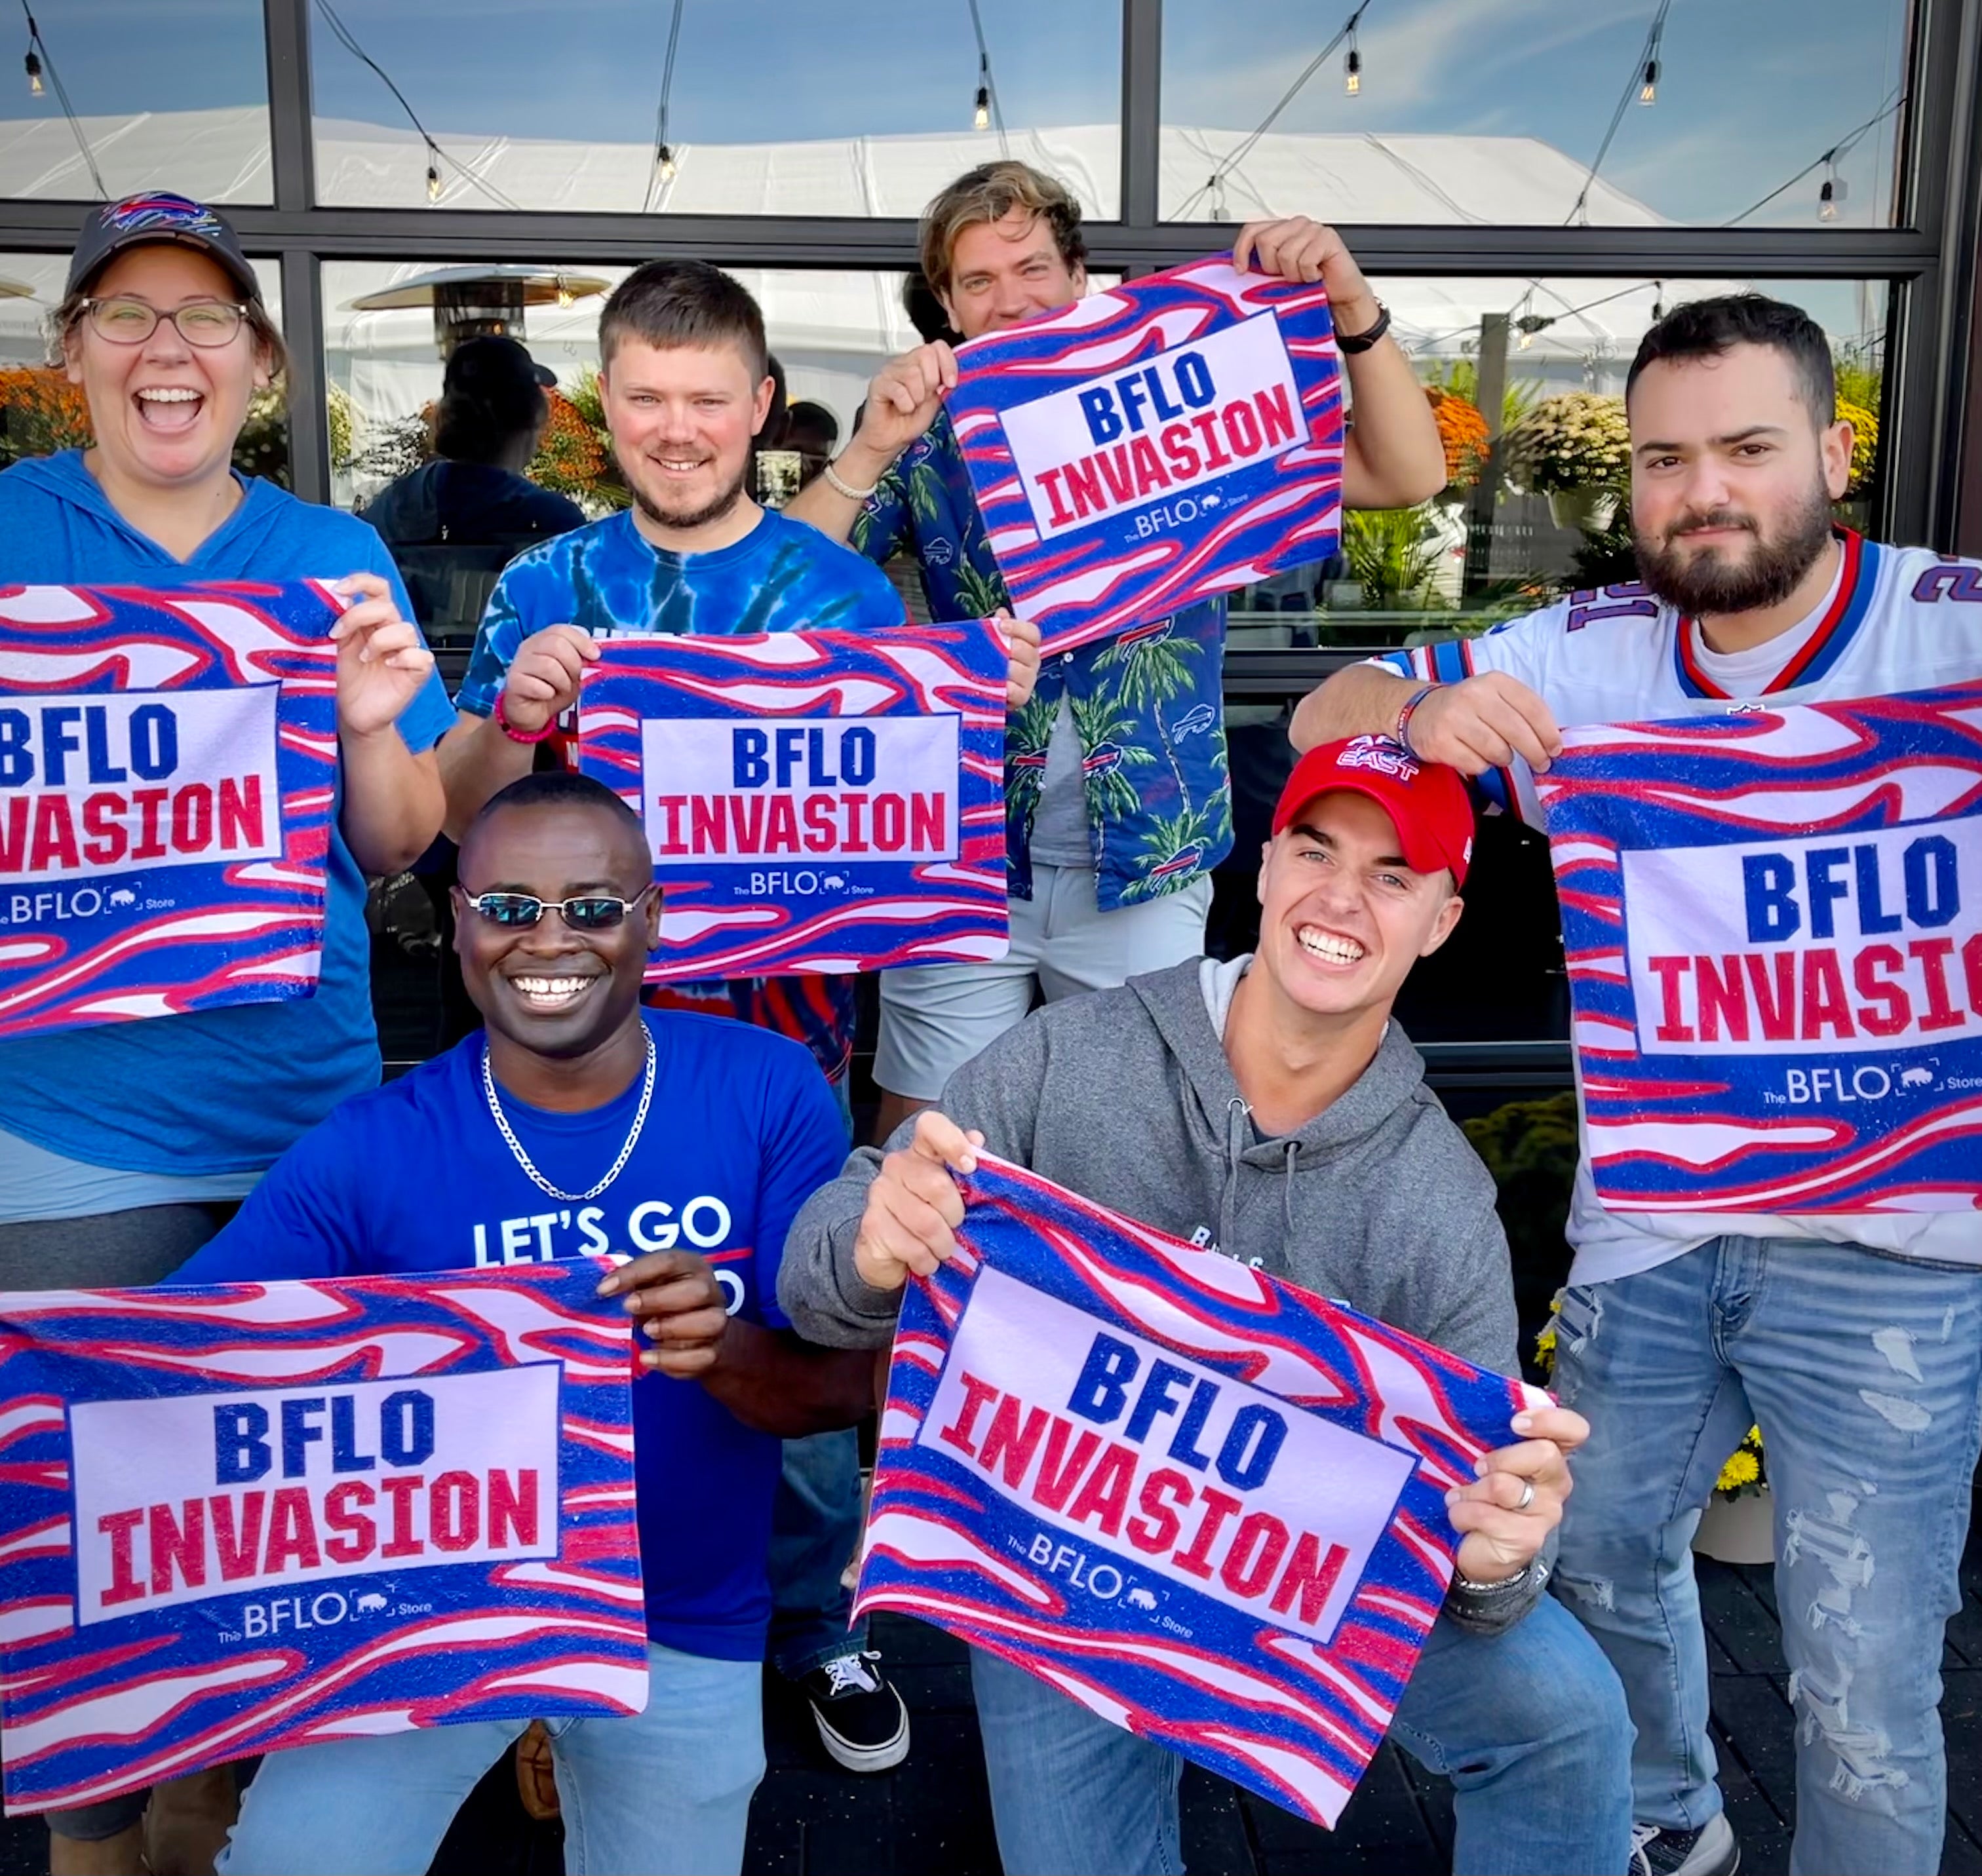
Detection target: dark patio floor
<box><xmin>417</xmin><ymin>1516</ymin><xmax>1982</xmax><ymax>1876</ymax></box>
<box><xmin>0</xmin><ymin>1517</ymin><xmax>1972</xmax><ymax>1874</ymax></box>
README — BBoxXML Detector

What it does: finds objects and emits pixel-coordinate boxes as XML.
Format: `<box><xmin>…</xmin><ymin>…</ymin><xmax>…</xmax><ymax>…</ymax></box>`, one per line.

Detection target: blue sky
<box><xmin>18</xmin><ymin>0</ymin><xmax>1910</xmax><ymax>228</ymax></box>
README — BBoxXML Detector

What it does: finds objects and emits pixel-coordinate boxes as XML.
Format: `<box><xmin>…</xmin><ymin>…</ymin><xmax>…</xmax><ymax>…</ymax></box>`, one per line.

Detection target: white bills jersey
<box><xmin>1374</xmin><ymin>529</ymin><xmax>1982</xmax><ymax>1280</ymax></box>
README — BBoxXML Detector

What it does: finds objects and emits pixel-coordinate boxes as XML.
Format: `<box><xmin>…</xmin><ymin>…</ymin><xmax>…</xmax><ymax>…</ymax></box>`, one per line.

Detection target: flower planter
<box><xmin>1547</xmin><ymin>487</ymin><xmax>1620</xmax><ymax>534</ymax></box>
<box><xmin>1693</xmin><ymin>1487</ymin><xmax>1774</xmax><ymax>1565</ymax></box>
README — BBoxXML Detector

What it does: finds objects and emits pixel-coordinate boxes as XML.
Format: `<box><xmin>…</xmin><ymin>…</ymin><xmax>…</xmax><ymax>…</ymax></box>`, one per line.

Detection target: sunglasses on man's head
<box><xmin>460</xmin><ymin>887</ymin><xmax>656</xmax><ymax>932</ymax></box>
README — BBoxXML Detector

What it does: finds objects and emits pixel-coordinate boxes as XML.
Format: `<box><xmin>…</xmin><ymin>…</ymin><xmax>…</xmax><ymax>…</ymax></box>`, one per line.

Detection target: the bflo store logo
<box><xmin>0</xmin><ymin>883</ymin><xmax>151</xmax><ymax>925</ymax></box>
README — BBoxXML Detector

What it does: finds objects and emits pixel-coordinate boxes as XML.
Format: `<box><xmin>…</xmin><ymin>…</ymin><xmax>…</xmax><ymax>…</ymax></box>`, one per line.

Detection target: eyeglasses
<box><xmin>79</xmin><ymin>296</ymin><xmax>249</xmax><ymax>348</ymax></box>
<box><xmin>460</xmin><ymin>886</ymin><xmax>656</xmax><ymax>932</ymax></box>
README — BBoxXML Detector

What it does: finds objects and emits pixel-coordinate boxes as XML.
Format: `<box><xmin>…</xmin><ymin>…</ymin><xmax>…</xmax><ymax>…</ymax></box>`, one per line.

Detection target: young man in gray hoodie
<box><xmin>780</xmin><ymin>736</ymin><xmax>1634</xmax><ymax>1876</ymax></box>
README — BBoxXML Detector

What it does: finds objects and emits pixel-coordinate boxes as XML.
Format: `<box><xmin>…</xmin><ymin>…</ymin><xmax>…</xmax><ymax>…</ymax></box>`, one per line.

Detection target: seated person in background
<box><xmin>785</xmin><ymin>398</ymin><xmax>840</xmax><ymax>490</ymax></box>
<box><xmin>175</xmin><ymin>771</ymin><xmax>876</xmax><ymax>1876</ymax></box>
<box><xmin>779</xmin><ymin>737</ymin><xmax>1634</xmax><ymax>1876</ymax></box>
<box><xmin>363</xmin><ymin>334</ymin><xmax>586</xmax><ymax>567</ymax></box>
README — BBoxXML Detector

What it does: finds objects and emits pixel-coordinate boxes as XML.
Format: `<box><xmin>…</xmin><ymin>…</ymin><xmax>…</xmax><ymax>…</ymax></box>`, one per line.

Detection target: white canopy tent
<box><xmin>0</xmin><ymin>109</ymin><xmax>1843</xmax><ymax>470</ymax></box>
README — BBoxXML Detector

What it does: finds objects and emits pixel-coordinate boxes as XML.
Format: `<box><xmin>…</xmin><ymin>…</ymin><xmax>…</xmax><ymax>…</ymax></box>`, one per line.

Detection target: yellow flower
<box><xmin>1837</xmin><ymin>398</ymin><xmax>1878</xmax><ymax>496</ymax></box>
<box><xmin>1717</xmin><ymin>1450</ymin><xmax>1761</xmax><ymax>1492</ymax></box>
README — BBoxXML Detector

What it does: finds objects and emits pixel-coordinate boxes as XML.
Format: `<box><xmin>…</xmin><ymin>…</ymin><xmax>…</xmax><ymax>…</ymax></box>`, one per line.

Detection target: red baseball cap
<box><xmin>1272</xmin><ymin>736</ymin><xmax>1475</xmax><ymax>887</ymax></box>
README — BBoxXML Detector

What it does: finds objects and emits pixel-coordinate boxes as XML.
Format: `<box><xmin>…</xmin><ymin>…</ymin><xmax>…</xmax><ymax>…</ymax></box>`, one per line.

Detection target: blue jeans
<box><xmin>971</xmin><ymin>1597</ymin><xmax>1633</xmax><ymax>1875</ymax></box>
<box><xmin>1551</xmin><ymin>1235</ymin><xmax>1982</xmax><ymax>1876</ymax></box>
<box><xmin>768</xmin><ymin>1426</ymin><xmax>869</xmax><ymax>1679</ymax></box>
<box><xmin>216</xmin><ymin>1643</ymin><xmax>762</xmax><ymax>1875</ymax></box>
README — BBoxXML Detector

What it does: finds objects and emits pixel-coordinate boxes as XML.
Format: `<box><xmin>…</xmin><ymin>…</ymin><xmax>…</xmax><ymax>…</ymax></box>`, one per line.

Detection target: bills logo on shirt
<box><xmin>576</xmin><ymin>624</ymin><xmax>1009</xmax><ymax>979</ymax></box>
<box><xmin>0</xmin><ymin>1263</ymin><xmax>645</xmax><ymax>1815</ymax></box>
<box><xmin>1538</xmin><ymin>682</ymin><xmax>1982</xmax><ymax>1212</ymax></box>
<box><xmin>0</xmin><ymin>583</ymin><xmax>341</xmax><ymax>1039</ymax></box>
<box><xmin>856</xmin><ymin>1156</ymin><xmax>1538</xmax><ymax>1829</ymax></box>
<box><xmin>944</xmin><ymin>259</ymin><xmax>1344</xmax><ymax>655</ymax></box>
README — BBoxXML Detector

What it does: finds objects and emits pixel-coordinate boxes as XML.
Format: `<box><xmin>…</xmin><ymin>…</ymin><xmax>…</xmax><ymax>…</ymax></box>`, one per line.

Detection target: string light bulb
<box><xmin>24</xmin><ymin>48</ymin><xmax>40</xmax><ymax>95</ymax></box>
<box><xmin>973</xmin><ymin>52</ymin><xmax>990</xmax><ymax>130</ymax></box>
<box><xmin>425</xmin><ymin>160</ymin><xmax>440</xmax><ymax>204</ymax></box>
<box><xmin>1639</xmin><ymin>58</ymin><xmax>1658</xmax><ymax>104</ymax></box>
<box><xmin>1652</xmin><ymin>282</ymin><xmax>1666</xmax><ymax>321</ymax></box>
<box><xmin>1344</xmin><ymin>36</ymin><xmax>1361</xmax><ymax>96</ymax></box>
<box><xmin>553</xmin><ymin>275</ymin><xmax>574</xmax><ymax>311</ymax></box>
<box><xmin>657</xmin><ymin>142</ymin><xmax>676</xmax><ymax>182</ymax></box>
<box><xmin>1819</xmin><ymin>175</ymin><xmax>1838</xmax><ymax>221</ymax></box>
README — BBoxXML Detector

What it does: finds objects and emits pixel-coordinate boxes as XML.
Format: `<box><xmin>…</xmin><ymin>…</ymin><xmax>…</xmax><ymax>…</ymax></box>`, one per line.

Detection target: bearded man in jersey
<box><xmin>1292</xmin><ymin>294</ymin><xmax>1982</xmax><ymax>1876</ymax></box>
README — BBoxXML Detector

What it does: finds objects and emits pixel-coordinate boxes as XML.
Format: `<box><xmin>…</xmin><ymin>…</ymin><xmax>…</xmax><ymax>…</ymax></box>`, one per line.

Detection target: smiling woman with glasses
<box><xmin>0</xmin><ymin>191</ymin><xmax>461</xmax><ymax>1876</ymax></box>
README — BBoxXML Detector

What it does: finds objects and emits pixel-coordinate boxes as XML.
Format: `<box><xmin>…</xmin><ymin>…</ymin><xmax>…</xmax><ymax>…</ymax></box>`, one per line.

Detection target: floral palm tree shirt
<box><xmin>852</xmin><ymin>410</ymin><xmax>1234</xmax><ymax>909</ymax></box>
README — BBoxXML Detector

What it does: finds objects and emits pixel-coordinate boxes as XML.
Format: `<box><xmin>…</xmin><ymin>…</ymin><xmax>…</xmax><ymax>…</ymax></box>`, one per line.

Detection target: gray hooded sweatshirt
<box><xmin>780</xmin><ymin>955</ymin><xmax>1542</xmax><ymax>1630</ymax></box>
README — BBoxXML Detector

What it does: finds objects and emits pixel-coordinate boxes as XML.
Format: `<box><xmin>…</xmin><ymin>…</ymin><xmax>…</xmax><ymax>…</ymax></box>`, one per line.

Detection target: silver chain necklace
<box><xmin>480</xmin><ymin>1025</ymin><xmax>657</xmax><ymax>1204</ymax></box>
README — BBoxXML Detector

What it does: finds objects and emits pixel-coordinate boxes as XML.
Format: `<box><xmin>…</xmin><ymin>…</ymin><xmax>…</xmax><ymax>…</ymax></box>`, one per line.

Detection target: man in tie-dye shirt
<box><xmin>438</xmin><ymin>258</ymin><xmax>1037</xmax><ymax>1781</ymax></box>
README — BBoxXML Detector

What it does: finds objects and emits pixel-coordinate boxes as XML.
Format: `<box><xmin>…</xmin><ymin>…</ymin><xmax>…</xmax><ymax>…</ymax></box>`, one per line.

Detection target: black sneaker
<box><xmin>1629</xmin><ymin>1814</ymin><xmax>1740</xmax><ymax>1876</ymax></box>
<box><xmin>798</xmin><ymin>1649</ymin><xmax>910</xmax><ymax>1772</ymax></box>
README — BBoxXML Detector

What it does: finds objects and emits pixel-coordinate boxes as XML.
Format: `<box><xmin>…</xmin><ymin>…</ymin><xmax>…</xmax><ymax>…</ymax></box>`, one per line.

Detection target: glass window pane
<box><xmin>310</xmin><ymin>1</ymin><xmax>1120</xmax><ymax>216</ymax></box>
<box><xmin>0</xmin><ymin>1</ymin><xmax>271</xmax><ymax>204</ymax></box>
<box><xmin>0</xmin><ymin>252</ymin><xmax>286</xmax><ymax>484</ymax></box>
<box><xmin>1218</xmin><ymin>274</ymin><xmax>1888</xmax><ymax>652</ymax></box>
<box><xmin>1161</xmin><ymin>0</ymin><xmax>1909</xmax><ymax>227</ymax></box>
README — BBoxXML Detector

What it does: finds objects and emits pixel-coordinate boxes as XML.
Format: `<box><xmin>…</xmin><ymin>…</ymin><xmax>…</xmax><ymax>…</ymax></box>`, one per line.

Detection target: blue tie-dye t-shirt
<box><xmin>459</xmin><ymin>506</ymin><xmax>909</xmax><ymax>1087</ymax></box>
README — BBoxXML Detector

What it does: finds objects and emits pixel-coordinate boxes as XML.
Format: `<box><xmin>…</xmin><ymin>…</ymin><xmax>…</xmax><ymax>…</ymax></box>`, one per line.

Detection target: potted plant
<box><xmin>1340</xmin><ymin>503</ymin><xmax>1449</xmax><ymax>610</ymax></box>
<box><xmin>1424</xmin><ymin>384</ymin><xmax>1490</xmax><ymax>497</ymax></box>
<box><xmin>1533</xmin><ymin>1303</ymin><xmax>1772</xmax><ymax>1569</ymax></box>
<box><xmin>528</xmin><ymin>368</ymin><xmax>627</xmax><ymax>514</ymax></box>
<box><xmin>1693</xmin><ymin>1427</ymin><xmax>1772</xmax><ymax>1565</ymax></box>
<box><xmin>1838</xmin><ymin>397</ymin><xmax>1878</xmax><ymax>499</ymax></box>
<box><xmin>1513</xmin><ymin>391</ymin><xmax>1630</xmax><ymax>533</ymax></box>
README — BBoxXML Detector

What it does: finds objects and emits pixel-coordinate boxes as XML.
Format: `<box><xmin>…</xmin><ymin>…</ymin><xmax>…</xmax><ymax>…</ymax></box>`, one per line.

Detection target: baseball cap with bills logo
<box><xmin>66</xmin><ymin>193</ymin><xmax>263</xmax><ymax>305</ymax></box>
<box><xmin>1272</xmin><ymin>735</ymin><xmax>1475</xmax><ymax>887</ymax></box>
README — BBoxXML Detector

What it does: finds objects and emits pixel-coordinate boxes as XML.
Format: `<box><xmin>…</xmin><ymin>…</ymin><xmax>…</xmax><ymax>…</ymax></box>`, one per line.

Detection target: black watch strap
<box><xmin>1336</xmin><ymin>299</ymin><xmax>1391</xmax><ymax>354</ymax></box>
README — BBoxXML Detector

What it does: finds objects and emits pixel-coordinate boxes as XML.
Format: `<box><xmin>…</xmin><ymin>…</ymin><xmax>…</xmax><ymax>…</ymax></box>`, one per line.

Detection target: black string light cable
<box><xmin>1720</xmin><ymin>88</ymin><xmax>1905</xmax><ymax>226</ymax></box>
<box><xmin>1513</xmin><ymin>279</ymin><xmax>1658</xmax><ymax>349</ymax></box>
<box><xmin>1564</xmin><ymin>0</ymin><xmax>1671</xmax><ymax>226</ymax></box>
<box><xmin>312</xmin><ymin>0</ymin><xmax>524</xmax><ymax>210</ymax></box>
<box><xmin>965</xmin><ymin>0</ymin><xmax>1007</xmax><ymax>154</ymax></box>
<box><xmin>1172</xmin><ymin>0</ymin><xmax>1373</xmax><ymax>222</ymax></box>
<box><xmin>17</xmin><ymin>2</ymin><xmax>106</xmax><ymax>199</ymax></box>
<box><xmin>646</xmin><ymin>0</ymin><xmax>686</xmax><ymax>210</ymax></box>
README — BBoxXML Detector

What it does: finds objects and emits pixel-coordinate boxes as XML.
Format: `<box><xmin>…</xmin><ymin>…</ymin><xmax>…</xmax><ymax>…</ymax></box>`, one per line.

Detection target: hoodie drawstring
<box><xmin>1221</xmin><ymin>1097</ymin><xmax>1247</xmax><ymax>1256</ymax></box>
<box><xmin>1221</xmin><ymin>1105</ymin><xmax>1301</xmax><ymax>1264</ymax></box>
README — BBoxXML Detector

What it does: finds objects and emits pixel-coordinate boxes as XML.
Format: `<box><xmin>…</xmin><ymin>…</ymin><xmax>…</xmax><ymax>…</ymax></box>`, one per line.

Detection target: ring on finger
<box><xmin>1513</xmin><ymin>1480</ymin><xmax>1536</xmax><ymax>1512</ymax></box>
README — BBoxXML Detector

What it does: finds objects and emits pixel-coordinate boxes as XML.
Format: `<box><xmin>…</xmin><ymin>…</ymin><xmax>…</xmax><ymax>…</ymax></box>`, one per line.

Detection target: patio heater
<box><xmin>345</xmin><ymin>266</ymin><xmax>610</xmax><ymax>359</ymax></box>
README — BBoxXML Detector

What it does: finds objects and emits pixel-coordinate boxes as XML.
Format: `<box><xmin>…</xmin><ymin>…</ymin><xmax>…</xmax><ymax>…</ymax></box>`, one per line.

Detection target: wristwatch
<box><xmin>1454</xmin><ymin>1558</ymin><xmax>1542</xmax><ymax>1596</ymax></box>
<box><xmin>1337</xmin><ymin>299</ymin><xmax>1392</xmax><ymax>354</ymax></box>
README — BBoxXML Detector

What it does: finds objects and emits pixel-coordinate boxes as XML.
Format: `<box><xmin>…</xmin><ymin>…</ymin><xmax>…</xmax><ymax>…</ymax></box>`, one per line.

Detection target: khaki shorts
<box><xmin>873</xmin><ymin>862</ymin><xmax>1212</xmax><ymax>1101</ymax></box>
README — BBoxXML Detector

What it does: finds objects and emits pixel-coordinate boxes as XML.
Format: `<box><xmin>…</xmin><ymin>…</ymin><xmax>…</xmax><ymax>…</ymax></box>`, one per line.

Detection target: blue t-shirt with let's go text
<box><xmin>174</xmin><ymin>1007</ymin><xmax>849</xmax><ymax>1660</ymax></box>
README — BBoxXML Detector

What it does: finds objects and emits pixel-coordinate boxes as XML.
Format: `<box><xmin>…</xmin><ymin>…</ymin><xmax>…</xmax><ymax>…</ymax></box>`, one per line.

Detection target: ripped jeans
<box><xmin>1549</xmin><ymin>1235</ymin><xmax>1982</xmax><ymax>1876</ymax></box>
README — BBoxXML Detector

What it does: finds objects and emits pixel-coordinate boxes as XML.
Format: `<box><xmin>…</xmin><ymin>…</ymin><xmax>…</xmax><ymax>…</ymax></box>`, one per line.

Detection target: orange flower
<box><xmin>1426</xmin><ymin>386</ymin><xmax>1489</xmax><ymax>489</ymax></box>
<box><xmin>0</xmin><ymin>368</ymin><xmax>94</xmax><ymax>459</ymax></box>
<box><xmin>528</xmin><ymin>388</ymin><xmax>608</xmax><ymax>497</ymax></box>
